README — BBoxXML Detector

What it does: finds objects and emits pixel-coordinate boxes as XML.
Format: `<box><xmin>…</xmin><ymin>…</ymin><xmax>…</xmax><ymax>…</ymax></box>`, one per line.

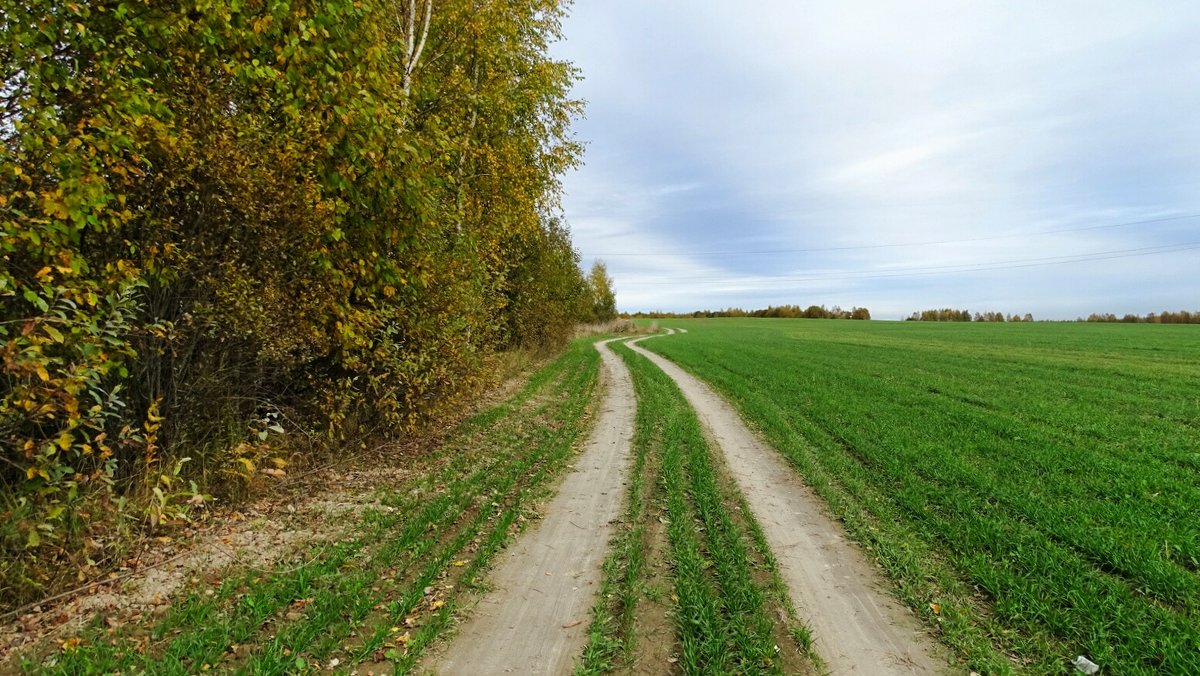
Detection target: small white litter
<box><xmin>1073</xmin><ymin>655</ymin><xmax>1100</xmax><ymax>674</ymax></box>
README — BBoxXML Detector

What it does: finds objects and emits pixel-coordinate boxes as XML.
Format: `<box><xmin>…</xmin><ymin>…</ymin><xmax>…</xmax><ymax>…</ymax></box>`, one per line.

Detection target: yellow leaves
<box><xmin>43</xmin><ymin>324</ymin><xmax>65</xmax><ymax>343</ymax></box>
<box><xmin>26</xmin><ymin>466</ymin><xmax>50</xmax><ymax>481</ymax></box>
<box><xmin>0</xmin><ymin>0</ymin><xmax>588</xmax><ymax>602</ymax></box>
<box><xmin>237</xmin><ymin>457</ymin><xmax>256</xmax><ymax>476</ymax></box>
<box><xmin>928</xmin><ymin>602</ymin><xmax>941</xmax><ymax>615</ymax></box>
<box><xmin>388</xmin><ymin>627</ymin><xmax>413</xmax><ymax>646</ymax></box>
<box><xmin>146</xmin><ymin>399</ymin><xmax>165</xmax><ymax>423</ymax></box>
<box><xmin>41</xmin><ymin>193</ymin><xmax>70</xmax><ymax>221</ymax></box>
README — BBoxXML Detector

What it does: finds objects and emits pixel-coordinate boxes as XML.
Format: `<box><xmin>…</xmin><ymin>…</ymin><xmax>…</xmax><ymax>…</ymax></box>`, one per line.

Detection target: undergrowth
<box><xmin>24</xmin><ymin>337</ymin><xmax>602</xmax><ymax>675</ymax></box>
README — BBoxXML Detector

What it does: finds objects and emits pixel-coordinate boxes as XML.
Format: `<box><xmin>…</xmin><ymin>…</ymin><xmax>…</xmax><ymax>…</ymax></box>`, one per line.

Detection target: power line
<box><xmin>628</xmin><ymin>241</ymin><xmax>1200</xmax><ymax>285</ymax></box>
<box><xmin>582</xmin><ymin>212</ymin><xmax>1200</xmax><ymax>258</ymax></box>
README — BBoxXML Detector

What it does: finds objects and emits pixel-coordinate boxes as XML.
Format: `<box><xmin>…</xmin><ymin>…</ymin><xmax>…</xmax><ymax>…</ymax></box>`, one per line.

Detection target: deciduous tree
<box><xmin>586</xmin><ymin>260</ymin><xmax>617</xmax><ymax>322</ymax></box>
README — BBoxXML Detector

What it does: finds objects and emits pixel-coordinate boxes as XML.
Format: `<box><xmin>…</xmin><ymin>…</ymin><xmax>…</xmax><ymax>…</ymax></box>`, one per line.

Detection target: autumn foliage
<box><xmin>632</xmin><ymin>304</ymin><xmax>871</xmax><ymax>320</ymax></box>
<box><xmin>1083</xmin><ymin>310</ymin><xmax>1200</xmax><ymax>324</ymax></box>
<box><xmin>1</xmin><ymin>0</ymin><xmax>589</xmax><ymax>605</ymax></box>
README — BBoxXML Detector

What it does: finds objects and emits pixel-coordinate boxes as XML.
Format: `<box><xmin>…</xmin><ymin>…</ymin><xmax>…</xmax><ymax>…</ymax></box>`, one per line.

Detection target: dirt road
<box><xmin>428</xmin><ymin>338</ymin><xmax>636</xmax><ymax>675</ymax></box>
<box><xmin>628</xmin><ymin>335</ymin><xmax>948</xmax><ymax>674</ymax></box>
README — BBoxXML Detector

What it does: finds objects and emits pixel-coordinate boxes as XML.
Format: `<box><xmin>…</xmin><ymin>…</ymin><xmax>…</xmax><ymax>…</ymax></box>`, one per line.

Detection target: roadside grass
<box><xmin>643</xmin><ymin>319</ymin><xmax>1200</xmax><ymax>674</ymax></box>
<box><xmin>29</xmin><ymin>338</ymin><xmax>603</xmax><ymax>675</ymax></box>
<box><xmin>577</xmin><ymin>339</ymin><xmax>815</xmax><ymax>674</ymax></box>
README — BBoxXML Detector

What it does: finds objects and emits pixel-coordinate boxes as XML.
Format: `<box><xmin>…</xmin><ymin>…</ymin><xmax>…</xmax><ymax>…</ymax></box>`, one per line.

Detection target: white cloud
<box><xmin>555</xmin><ymin>1</ymin><xmax>1200</xmax><ymax>316</ymax></box>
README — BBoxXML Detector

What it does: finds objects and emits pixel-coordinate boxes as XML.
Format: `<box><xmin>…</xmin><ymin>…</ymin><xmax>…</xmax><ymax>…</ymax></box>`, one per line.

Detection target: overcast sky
<box><xmin>552</xmin><ymin>1</ymin><xmax>1200</xmax><ymax>319</ymax></box>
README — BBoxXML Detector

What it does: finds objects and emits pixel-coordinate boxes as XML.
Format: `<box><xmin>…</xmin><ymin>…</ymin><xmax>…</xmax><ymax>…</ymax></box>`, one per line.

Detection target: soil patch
<box><xmin>623</xmin><ymin>495</ymin><xmax>679</xmax><ymax>675</ymax></box>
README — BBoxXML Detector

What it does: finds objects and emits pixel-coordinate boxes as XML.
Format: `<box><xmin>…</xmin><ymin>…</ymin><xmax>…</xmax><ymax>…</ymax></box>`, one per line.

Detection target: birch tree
<box><xmin>398</xmin><ymin>0</ymin><xmax>434</xmax><ymax>95</ymax></box>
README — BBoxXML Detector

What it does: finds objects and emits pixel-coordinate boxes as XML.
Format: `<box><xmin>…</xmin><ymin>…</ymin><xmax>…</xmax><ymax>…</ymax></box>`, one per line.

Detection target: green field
<box><xmin>641</xmin><ymin>319</ymin><xmax>1200</xmax><ymax>674</ymax></box>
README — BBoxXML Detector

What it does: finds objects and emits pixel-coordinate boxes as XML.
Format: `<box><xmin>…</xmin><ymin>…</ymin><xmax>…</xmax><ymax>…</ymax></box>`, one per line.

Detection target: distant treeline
<box><xmin>1079</xmin><ymin>310</ymin><xmax>1200</xmax><ymax>324</ymax></box>
<box><xmin>629</xmin><ymin>304</ymin><xmax>871</xmax><ymax>320</ymax></box>
<box><xmin>907</xmin><ymin>309</ymin><xmax>1034</xmax><ymax>322</ymax></box>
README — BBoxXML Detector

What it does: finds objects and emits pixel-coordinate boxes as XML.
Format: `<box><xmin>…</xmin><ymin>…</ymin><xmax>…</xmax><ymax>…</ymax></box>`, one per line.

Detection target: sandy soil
<box><xmin>628</xmin><ymin>335</ymin><xmax>950</xmax><ymax>675</ymax></box>
<box><xmin>426</xmin><ymin>338</ymin><xmax>636</xmax><ymax>675</ymax></box>
<box><xmin>0</xmin><ymin>460</ymin><xmax>419</xmax><ymax>668</ymax></box>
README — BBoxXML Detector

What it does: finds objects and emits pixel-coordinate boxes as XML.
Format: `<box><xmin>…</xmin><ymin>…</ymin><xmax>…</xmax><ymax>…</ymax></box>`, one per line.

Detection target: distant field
<box><xmin>642</xmin><ymin>319</ymin><xmax>1200</xmax><ymax>674</ymax></box>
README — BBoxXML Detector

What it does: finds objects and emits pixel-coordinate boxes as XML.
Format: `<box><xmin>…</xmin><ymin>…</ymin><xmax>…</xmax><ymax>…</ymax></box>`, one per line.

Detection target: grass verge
<box><xmin>26</xmin><ymin>337</ymin><xmax>603</xmax><ymax>675</ymax></box>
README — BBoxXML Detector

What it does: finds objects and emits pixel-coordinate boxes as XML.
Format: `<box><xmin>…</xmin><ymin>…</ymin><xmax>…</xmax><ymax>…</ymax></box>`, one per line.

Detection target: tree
<box><xmin>586</xmin><ymin>260</ymin><xmax>617</xmax><ymax>322</ymax></box>
<box><xmin>501</xmin><ymin>218</ymin><xmax>588</xmax><ymax>350</ymax></box>
<box><xmin>0</xmin><ymin>0</ymin><xmax>589</xmax><ymax>605</ymax></box>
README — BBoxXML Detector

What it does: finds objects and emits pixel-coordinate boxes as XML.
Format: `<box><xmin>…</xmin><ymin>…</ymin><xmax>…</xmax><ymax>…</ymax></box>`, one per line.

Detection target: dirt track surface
<box><xmin>427</xmin><ymin>338</ymin><xmax>636</xmax><ymax>675</ymax></box>
<box><xmin>628</xmin><ymin>335</ymin><xmax>948</xmax><ymax>675</ymax></box>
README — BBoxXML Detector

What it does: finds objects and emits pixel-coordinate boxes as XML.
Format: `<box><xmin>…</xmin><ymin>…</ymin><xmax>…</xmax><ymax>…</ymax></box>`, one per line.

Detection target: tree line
<box><xmin>630</xmin><ymin>304</ymin><xmax>871</xmax><ymax>320</ymax></box>
<box><xmin>1079</xmin><ymin>310</ymin><xmax>1200</xmax><ymax>324</ymax></box>
<box><xmin>907</xmin><ymin>308</ymin><xmax>1200</xmax><ymax>323</ymax></box>
<box><xmin>0</xmin><ymin>0</ymin><xmax>604</xmax><ymax>605</ymax></box>
<box><xmin>906</xmin><ymin>309</ymin><xmax>1034</xmax><ymax>322</ymax></box>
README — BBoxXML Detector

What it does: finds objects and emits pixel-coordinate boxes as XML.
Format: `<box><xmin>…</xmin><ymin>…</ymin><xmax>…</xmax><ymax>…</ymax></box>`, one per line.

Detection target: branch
<box><xmin>401</xmin><ymin>0</ymin><xmax>433</xmax><ymax>96</ymax></box>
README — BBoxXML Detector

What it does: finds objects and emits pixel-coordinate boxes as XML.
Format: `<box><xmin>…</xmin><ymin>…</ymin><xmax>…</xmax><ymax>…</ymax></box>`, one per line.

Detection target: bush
<box><xmin>1</xmin><ymin>0</ymin><xmax>587</xmax><ymax>607</ymax></box>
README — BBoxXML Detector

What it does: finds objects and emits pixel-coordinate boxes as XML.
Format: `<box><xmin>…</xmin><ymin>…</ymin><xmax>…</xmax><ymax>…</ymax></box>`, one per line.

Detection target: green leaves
<box><xmin>1</xmin><ymin>0</ymin><xmax>585</xmax><ymax>610</ymax></box>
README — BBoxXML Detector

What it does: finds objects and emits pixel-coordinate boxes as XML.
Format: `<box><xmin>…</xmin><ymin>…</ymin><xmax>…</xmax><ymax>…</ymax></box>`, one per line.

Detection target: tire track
<box><xmin>427</xmin><ymin>338</ymin><xmax>636</xmax><ymax>675</ymax></box>
<box><xmin>628</xmin><ymin>334</ymin><xmax>949</xmax><ymax>674</ymax></box>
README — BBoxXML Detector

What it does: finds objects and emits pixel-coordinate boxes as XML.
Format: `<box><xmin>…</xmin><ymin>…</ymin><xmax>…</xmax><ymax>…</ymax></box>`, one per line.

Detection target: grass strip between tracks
<box><xmin>577</xmin><ymin>339</ymin><xmax>816</xmax><ymax>675</ymax></box>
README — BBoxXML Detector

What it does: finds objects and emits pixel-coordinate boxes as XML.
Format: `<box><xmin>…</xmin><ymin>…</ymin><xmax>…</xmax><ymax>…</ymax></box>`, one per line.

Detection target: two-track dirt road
<box><xmin>428</xmin><ymin>331</ymin><xmax>947</xmax><ymax>674</ymax></box>
<box><xmin>428</xmin><ymin>338</ymin><xmax>637</xmax><ymax>675</ymax></box>
<box><xmin>628</xmin><ymin>334</ymin><xmax>946</xmax><ymax>674</ymax></box>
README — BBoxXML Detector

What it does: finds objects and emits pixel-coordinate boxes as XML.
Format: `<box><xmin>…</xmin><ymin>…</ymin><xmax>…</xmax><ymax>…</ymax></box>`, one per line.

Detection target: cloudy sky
<box><xmin>552</xmin><ymin>1</ymin><xmax>1200</xmax><ymax>319</ymax></box>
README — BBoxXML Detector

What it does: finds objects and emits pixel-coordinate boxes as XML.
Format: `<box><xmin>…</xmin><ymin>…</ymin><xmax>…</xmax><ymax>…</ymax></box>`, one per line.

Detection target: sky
<box><xmin>551</xmin><ymin>1</ymin><xmax>1200</xmax><ymax>319</ymax></box>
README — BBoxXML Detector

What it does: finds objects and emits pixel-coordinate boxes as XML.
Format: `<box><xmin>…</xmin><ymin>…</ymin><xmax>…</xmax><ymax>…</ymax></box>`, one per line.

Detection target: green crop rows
<box><xmin>642</xmin><ymin>319</ymin><xmax>1200</xmax><ymax>674</ymax></box>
